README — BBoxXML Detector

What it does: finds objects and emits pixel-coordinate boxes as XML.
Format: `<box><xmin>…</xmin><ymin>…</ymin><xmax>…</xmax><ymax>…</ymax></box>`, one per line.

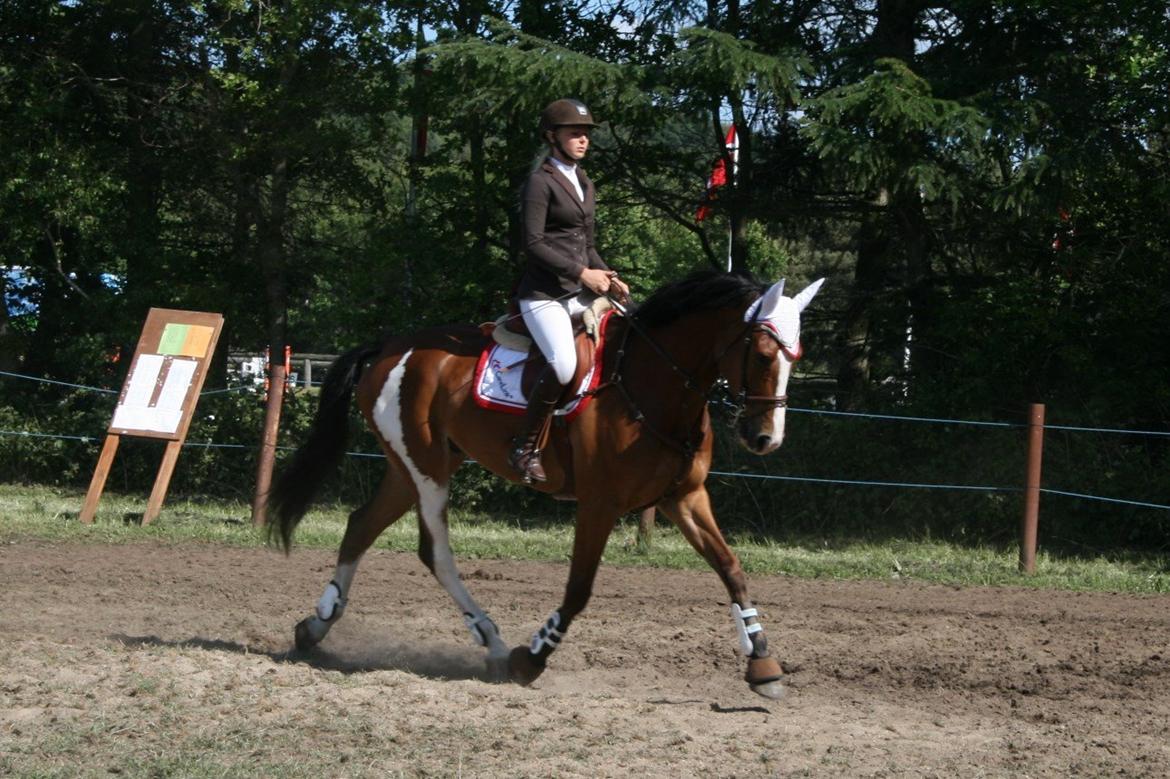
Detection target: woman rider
<box><xmin>508</xmin><ymin>98</ymin><xmax>630</xmax><ymax>483</ymax></box>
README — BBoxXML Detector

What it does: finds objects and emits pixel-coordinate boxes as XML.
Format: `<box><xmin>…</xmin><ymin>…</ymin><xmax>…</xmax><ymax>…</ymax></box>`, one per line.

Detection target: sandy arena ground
<box><xmin>1</xmin><ymin>539</ymin><xmax>1168</xmax><ymax>777</ymax></box>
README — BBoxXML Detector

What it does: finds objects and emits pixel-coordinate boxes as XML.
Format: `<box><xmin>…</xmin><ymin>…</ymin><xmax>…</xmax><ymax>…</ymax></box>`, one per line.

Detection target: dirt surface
<box><xmin>2</xmin><ymin>539</ymin><xmax>1168</xmax><ymax>777</ymax></box>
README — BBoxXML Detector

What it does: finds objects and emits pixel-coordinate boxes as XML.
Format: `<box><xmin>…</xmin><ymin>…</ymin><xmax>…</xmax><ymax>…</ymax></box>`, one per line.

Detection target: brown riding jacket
<box><xmin>516</xmin><ymin>159</ymin><xmax>611</xmax><ymax>301</ymax></box>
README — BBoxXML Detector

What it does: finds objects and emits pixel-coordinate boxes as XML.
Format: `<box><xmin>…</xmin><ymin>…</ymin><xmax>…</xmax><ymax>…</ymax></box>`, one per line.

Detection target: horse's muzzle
<box><xmin>738</xmin><ymin>422</ymin><xmax>783</xmax><ymax>455</ymax></box>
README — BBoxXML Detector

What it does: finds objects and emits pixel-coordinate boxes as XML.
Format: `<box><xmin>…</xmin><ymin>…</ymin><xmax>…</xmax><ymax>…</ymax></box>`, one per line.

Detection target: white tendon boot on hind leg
<box><xmin>294</xmin><ymin>561</ymin><xmax>358</xmax><ymax>651</ymax></box>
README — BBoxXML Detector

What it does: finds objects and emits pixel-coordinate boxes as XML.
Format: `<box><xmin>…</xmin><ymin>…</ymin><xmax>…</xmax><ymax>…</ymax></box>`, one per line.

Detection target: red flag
<box><xmin>696</xmin><ymin>124</ymin><xmax>738</xmax><ymax>222</ymax></box>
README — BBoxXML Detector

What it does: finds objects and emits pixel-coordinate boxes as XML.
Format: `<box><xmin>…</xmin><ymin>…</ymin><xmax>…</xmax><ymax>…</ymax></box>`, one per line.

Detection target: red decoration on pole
<box><xmin>696</xmin><ymin>124</ymin><xmax>738</xmax><ymax>222</ymax></box>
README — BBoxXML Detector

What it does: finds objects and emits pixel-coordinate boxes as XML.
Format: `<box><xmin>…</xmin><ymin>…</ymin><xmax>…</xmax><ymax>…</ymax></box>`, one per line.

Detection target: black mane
<box><xmin>633</xmin><ymin>269</ymin><xmax>765</xmax><ymax>328</ymax></box>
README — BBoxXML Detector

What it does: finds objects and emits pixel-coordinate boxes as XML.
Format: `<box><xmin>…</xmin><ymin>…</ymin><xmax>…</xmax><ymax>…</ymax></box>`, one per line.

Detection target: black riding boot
<box><xmin>508</xmin><ymin>368</ymin><xmax>565</xmax><ymax>483</ymax></box>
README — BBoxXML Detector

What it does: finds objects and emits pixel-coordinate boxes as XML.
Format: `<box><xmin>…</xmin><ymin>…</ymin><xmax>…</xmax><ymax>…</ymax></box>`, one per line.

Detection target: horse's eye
<box><xmin>754</xmin><ymin>353</ymin><xmax>773</xmax><ymax>367</ymax></box>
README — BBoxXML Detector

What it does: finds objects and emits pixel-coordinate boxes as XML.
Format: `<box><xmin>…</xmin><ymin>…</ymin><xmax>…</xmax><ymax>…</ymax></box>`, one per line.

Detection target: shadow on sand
<box><xmin>111</xmin><ymin>630</ymin><xmax>503</xmax><ymax>684</ymax></box>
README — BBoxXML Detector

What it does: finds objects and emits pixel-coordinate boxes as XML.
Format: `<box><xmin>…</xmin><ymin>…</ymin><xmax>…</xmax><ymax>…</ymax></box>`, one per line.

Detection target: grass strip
<box><xmin>1</xmin><ymin>483</ymin><xmax>1167</xmax><ymax>593</ymax></box>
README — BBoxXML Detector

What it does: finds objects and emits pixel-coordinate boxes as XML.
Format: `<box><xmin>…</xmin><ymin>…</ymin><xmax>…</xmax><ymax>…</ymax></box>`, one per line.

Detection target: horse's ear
<box><xmin>744</xmin><ymin>279</ymin><xmax>786</xmax><ymax>322</ymax></box>
<box><xmin>759</xmin><ymin>278</ymin><xmax>786</xmax><ymax>312</ymax></box>
<box><xmin>794</xmin><ymin>278</ymin><xmax>825</xmax><ymax>313</ymax></box>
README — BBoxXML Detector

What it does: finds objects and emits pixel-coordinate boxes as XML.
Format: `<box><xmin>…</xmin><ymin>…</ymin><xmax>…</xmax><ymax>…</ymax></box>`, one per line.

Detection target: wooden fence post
<box><xmin>251</xmin><ymin>360</ymin><xmax>286</xmax><ymax>527</ymax></box>
<box><xmin>1020</xmin><ymin>402</ymin><xmax>1045</xmax><ymax>574</ymax></box>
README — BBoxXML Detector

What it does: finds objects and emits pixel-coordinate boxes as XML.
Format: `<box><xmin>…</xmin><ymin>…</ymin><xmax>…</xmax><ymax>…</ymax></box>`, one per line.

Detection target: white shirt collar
<box><xmin>548</xmin><ymin>156</ymin><xmax>577</xmax><ymax>176</ymax></box>
<box><xmin>548</xmin><ymin>156</ymin><xmax>584</xmax><ymax>201</ymax></box>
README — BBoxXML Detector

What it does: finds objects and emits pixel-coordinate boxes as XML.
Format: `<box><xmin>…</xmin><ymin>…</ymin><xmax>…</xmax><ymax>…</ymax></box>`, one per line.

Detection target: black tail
<box><xmin>267</xmin><ymin>343</ymin><xmax>382</xmax><ymax>551</ymax></box>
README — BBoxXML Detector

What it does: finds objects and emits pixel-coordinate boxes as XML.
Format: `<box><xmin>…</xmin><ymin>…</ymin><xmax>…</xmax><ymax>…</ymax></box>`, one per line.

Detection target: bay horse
<box><xmin>268</xmin><ymin>270</ymin><xmax>824</xmax><ymax>699</ymax></box>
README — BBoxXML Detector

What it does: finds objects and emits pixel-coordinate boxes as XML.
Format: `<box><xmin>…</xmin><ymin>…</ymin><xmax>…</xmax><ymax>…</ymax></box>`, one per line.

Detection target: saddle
<box><xmin>475</xmin><ymin>297</ymin><xmax>616</xmax><ymax>417</ymax></box>
<box><xmin>491</xmin><ymin>295</ymin><xmax>612</xmax><ymax>349</ymax></box>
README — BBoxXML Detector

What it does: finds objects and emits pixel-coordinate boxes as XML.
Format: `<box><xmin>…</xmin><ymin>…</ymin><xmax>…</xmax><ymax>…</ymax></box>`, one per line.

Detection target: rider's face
<box><xmin>551</xmin><ymin>125</ymin><xmax>591</xmax><ymax>161</ymax></box>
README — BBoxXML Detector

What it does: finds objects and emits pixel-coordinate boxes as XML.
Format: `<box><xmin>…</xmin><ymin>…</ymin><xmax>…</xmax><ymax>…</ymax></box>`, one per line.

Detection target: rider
<box><xmin>508</xmin><ymin>98</ymin><xmax>630</xmax><ymax>483</ymax></box>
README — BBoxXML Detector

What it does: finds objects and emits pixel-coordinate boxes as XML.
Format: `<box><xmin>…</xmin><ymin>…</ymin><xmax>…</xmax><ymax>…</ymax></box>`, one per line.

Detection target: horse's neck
<box><xmin>623</xmin><ymin>307</ymin><xmax>741</xmax><ymax>412</ymax></box>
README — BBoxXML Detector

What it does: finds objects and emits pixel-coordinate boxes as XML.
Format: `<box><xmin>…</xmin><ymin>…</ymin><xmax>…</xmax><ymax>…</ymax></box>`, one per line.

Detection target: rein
<box><xmin>583</xmin><ymin>312</ymin><xmax>706</xmax><ymax>491</ymax></box>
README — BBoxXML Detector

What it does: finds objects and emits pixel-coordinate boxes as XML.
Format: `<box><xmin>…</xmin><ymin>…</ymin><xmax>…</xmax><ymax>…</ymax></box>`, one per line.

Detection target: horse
<box><xmin>268</xmin><ymin>270</ymin><xmax>824</xmax><ymax>699</ymax></box>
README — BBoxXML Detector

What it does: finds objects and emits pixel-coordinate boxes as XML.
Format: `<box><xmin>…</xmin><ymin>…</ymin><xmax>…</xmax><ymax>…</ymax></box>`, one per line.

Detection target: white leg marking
<box><xmin>371</xmin><ymin>350</ymin><xmax>507</xmax><ymax>656</ymax></box>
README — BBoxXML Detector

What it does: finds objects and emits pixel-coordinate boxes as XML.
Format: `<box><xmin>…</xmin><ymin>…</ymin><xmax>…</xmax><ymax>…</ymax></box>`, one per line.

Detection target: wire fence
<box><xmin>2</xmin><ymin>368</ymin><xmax>1168</xmax><ymax>512</ymax></box>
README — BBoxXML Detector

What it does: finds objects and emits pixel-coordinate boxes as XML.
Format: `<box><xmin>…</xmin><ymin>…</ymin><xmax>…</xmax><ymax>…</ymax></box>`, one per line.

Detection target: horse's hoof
<box><xmin>508</xmin><ymin>646</ymin><xmax>546</xmax><ymax>686</ymax></box>
<box><xmin>746</xmin><ymin>656</ymin><xmax>785</xmax><ymax>701</ymax></box>
<box><xmin>749</xmin><ymin>679</ymin><xmax>787</xmax><ymax>700</ymax></box>
<box><xmin>294</xmin><ymin>618</ymin><xmax>321</xmax><ymax>651</ymax></box>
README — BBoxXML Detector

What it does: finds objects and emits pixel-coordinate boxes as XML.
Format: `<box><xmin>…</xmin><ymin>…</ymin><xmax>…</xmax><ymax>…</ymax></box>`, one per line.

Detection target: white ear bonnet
<box><xmin>743</xmin><ymin>278</ymin><xmax>825</xmax><ymax>351</ymax></box>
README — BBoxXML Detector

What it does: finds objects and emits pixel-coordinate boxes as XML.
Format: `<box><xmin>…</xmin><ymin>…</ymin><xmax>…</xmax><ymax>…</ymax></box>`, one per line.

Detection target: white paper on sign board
<box><xmin>111</xmin><ymin>406</ymin><xmax>152</xmax><ymax>431</ymax></box>
<box><xmin>157</xmin><ymin>358</ymin><xmax>197</xmax><ymax>413</ymax></box>
<box><xmin>110</xmin><ymin>353</ymin><xmax>194</xmax><ymax>434</ymax></box>
<box><xmin>122</xmin><ymin>354</ymin><xmax>164</xmax><ymax>408</ymax></box>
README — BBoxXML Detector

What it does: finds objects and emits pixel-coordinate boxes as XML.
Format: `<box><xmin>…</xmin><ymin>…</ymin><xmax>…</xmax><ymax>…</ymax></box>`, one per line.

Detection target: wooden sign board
<box><xmin>81</xmin><ymin>308</ymin><xmax>224</xmax><ymax>525</ymax></box>
<box><xmin>108</xmin><ymin>309</ymin><xmax>223</xmax><ymax>440</ymax></box>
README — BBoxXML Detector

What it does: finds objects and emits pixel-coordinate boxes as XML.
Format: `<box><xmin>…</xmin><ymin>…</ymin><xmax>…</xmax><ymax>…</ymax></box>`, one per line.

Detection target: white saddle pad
<box><xmin>472</xmin><ymin>343</ymin><xmax>600</xmax><ymax>420</ymax></box>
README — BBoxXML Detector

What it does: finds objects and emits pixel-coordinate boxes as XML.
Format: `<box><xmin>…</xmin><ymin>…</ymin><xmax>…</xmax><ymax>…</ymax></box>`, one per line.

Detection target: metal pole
<box><xmin>726</xmin><ymin>123</ymin><xmax>737</xmax><ymax>273</ymax></box>
<box><xmin>1020</xmin><ymin>402</ymin><xmax>1045</xmax><ymax>574</ymax></box>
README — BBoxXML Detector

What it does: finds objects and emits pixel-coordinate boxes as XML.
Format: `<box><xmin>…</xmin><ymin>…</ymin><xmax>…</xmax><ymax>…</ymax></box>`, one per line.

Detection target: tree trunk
<box><xmin>469</xmin><ymin>115</ymin><xmax>490</xmax><ymax>264</ymax></box>
<box><xmin>0</xmin><ymin>271</ymin><xmax>19</xmax><ymax>372</ymax></box>
<box><xmin>122</xmin><ymin>3</ymin><xmax>163</xmax><ymax>316</ymax></box>
<box><xmin>251</xmin><ymin>152</ymin><xmax>291</xmax><ymax>525</ymax></box>
<box><xmin>24</xmin><ymin>224</ymin><xmax>100</xmax><ymax>377</ymax></box>
<box><xmin>837</xmin><ymin>205</ymin><xmax>890</xmax><ymax>409</ymax></box>
<box><xmin>835</xmin><ymin>0</ymin><xmax>925</xmax><ymax>405</ymax></box>
<box><xmin>258</xmin><ymin>154</ymin><xmax>290</xmax><ymax>385</ymax></box>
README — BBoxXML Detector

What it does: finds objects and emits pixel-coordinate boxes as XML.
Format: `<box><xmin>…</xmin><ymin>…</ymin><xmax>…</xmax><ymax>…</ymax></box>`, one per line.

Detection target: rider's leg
<box><xmin>509</xmin><ymin>298</ymin><xmax>576</xmax><ymax>482</ymax></box>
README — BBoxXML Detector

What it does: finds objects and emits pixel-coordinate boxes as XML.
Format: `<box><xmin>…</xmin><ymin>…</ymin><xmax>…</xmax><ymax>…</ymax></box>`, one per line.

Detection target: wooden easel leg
<box><xmin>143</xmin><ymin>440</ymin><xmax>183</xmax><ymax>526</ymax></box>
<box><xmin>79</xmin><ymin>434</ymin><xmax>120</xmax><ymax>525</ymax></box>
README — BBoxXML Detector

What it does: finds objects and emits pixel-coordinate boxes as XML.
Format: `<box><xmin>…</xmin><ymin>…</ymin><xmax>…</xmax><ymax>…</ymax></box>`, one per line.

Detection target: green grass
<box><xmin>2</xmin><ymin>483</ymin><xmax>1168</xmax><ymax>593</ymax></box>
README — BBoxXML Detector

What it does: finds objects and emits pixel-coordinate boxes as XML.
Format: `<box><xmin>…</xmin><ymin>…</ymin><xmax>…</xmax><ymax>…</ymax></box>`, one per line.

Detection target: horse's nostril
<box><xmin>755</xmin><ymin>434</ymin><xmax>770</xmax><ymax>451</ymax></box>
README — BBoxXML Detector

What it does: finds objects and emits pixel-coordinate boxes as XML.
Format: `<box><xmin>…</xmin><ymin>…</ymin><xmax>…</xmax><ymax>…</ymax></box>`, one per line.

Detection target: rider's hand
<box><xmin>610</xmin><ymin>276</ymin><xmax>631</xmax><ymax>303</ymax></box>
<box><xmin>580</xmin><ymin>268</ymin><xmax>612</xmax><ymax>295</ymax></box>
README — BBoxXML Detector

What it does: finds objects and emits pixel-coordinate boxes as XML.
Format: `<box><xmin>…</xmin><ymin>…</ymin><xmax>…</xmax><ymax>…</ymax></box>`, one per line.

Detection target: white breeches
<box><xmin>519</xmin><ymin>294</ymin><xmax>589</xmax><ymax>385</ymax></box>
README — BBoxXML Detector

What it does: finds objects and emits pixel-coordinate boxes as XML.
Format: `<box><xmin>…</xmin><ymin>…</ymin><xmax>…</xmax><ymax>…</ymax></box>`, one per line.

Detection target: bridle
<box><xmin>714</xmin><ymin>303</ymin><xmax>802</xmax><ymax>423</ymax></box>
<box><xmin>590</xmin><ymin>291</ymin><xmax>800</xmax><ymax>498</ymax></box>
<box><xmin>604</xmin><ymin>292</ymin><xmax>800</xmax><ymax>424</ymax></box>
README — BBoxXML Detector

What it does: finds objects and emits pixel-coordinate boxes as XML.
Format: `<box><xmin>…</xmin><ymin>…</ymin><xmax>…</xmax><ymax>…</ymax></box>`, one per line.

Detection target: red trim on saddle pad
<box><xmin>473</xmin><ymin>310</ymin><xmax>615</xmax><ymax>421</ymax></box>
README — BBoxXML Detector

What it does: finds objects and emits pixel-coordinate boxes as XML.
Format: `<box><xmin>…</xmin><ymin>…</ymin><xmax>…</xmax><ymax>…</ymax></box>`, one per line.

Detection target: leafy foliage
<box><xmin>1</xmin><ymin>0</ymin><xmax>1168</xmax><ymax>551</ymax></box>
